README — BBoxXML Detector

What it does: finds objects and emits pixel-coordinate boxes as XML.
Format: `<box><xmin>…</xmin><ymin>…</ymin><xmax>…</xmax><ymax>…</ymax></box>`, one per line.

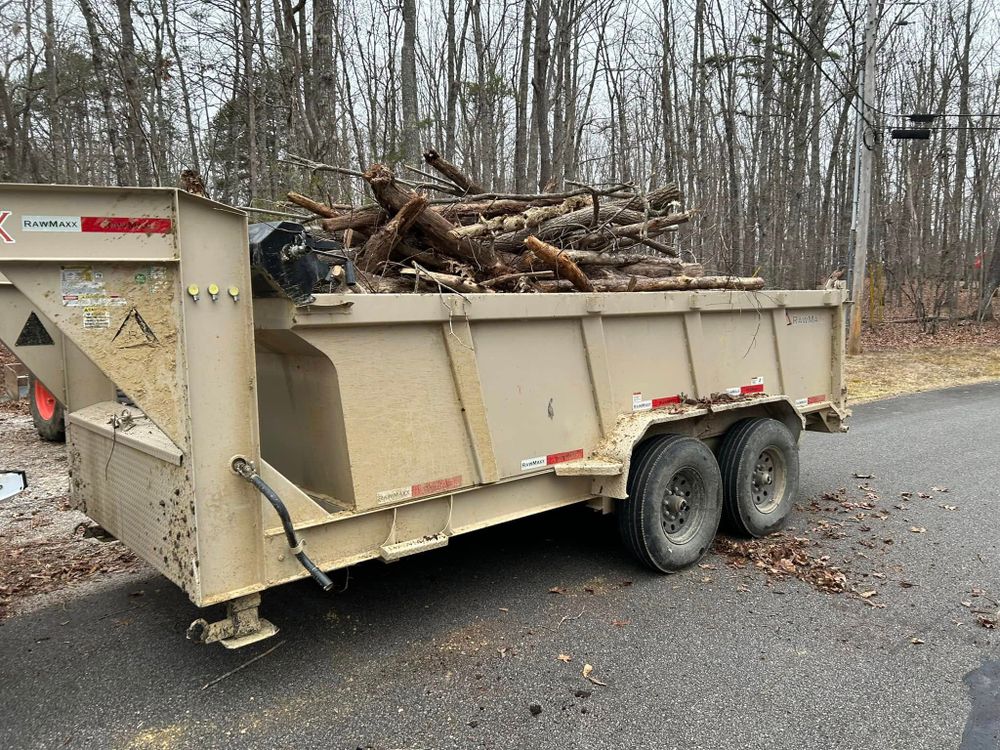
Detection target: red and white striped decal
<box><xmin>633</xmin><ymin>392</ymin><xmax>682</xmax><ymax>412</ymax></box>
<box><xmin>81</xmin><ymin>216</ymin><xmax>172</xmax><ymax>234</ymax></box>
<box><xmin>794</xmin><ymin>394</ymin><xmax>828</xmax><ymax>408</ymax></box>
<box><xmin>726</xmin><ymin>376</ymin><xmax>764</xmax><ymax>397</ymax></box>
<box><xmin>19</xmin><ymin>215</ymin><xmax>172</xmax><ymax>234</ymax></box>
<box><xmin>377</xmin><ymin>474</ymin><xmax>462</xmax><ymax>505</ymax></box>
<box><xmin>520</xmin><ymin>448</ymin><xmax>585</xmax><ymax>472</ymax></box>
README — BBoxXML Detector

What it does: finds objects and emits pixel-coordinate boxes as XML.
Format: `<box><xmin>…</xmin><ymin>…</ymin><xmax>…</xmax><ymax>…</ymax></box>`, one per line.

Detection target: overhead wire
<box><xmin>782</xmin><ymin>0</ymin><xmax>1000</xmax><ymax>124</ymax></box>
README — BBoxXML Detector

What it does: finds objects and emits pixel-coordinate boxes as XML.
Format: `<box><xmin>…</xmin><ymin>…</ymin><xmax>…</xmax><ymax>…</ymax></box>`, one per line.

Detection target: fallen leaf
<box><xmin>557</xmin><ymin>654</ymin><xmax>572</xmax><ymax>662</ymax></box>
<box><xmin>899</xmin><ymin>581</ymin><xmax>914</xmax><ymax>588</ymax></box>
<box><xmin>976</xmin><ymin>615</ymin><xmax>998</xmax><ymax>630</ymax></box>
<box><xmin>917</xmin><ymin>492</ymin><xmax>931</xmax><ymax>499</ymax></box>
<box><xmin>697</xmin><ymin>563</ymin><xmax>716</xmax><ymax>570</ymax></box>
<box><xmin>579</xmin><ymin>663</ymin><xmax>607</xmax><ymax>685</ymax></box>
<box><xmin>900</xmin><ymin>492</ymin><xmax>912</xmax><ymax>499</ymax></box>
<box><xmin>499</xmin><ymin>607</ymin><xmax>509</xmax><ymax>613</ymax></box>
<box><xmin>611</xmin><ymin>619</ymin><xmax>630</xmax><ymax>627</ymax></box>
<box><xmin>853</xmin><ymin>473</ymin><xmax>874</xmax><ymax>479</ymax></box>
<box><xmin>961</xmin><ymin>600</ymin><xmax>973</xmax><ymax>607</ymax></box>
<box><xmin>619</xmin><ymin>580</ymin><xmax>633</xmax><ymax>587</ymax></box>
<box><xmin>909</xmin><ymin>526</ymin><xmax>927</xmax><ymax>533</ymax></box>
<box><xmin>859</xmin><ymin>590</ymin><xmax>878</xmax><ymax>599</ymax></box>
<box><xmin>940</xmin><ymin>504</ymin><xmax>958</xmax><ymax>511</ymax></box>
<box><xmin>931</xmin><ymin>486</ymin><xmax>949</xmax><ymax>493</ymax></box>
<box><xmin>700</xmin><ymin>576</ymin><xmax>713</xmax><ymax>583</ymax></box>
<box><xmin>548</xmin><ymin>586</ymin><xmax>566</xmax><ymax>595</ymax></box>
<box><xmin>911</xmin><ymin>638</ymin><xmax>925</xmax><ymax>645</ymax></box>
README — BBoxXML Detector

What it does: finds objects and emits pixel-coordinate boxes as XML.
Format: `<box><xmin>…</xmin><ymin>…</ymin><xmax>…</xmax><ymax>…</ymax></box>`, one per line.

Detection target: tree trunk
<box><xmin>116</xmin><ymin>0</ymin><xmax>152</xmax><ymax>185</ymax></box>
<box><xmin>400</xmin><ymin>0</ymin><xmax>420</xmax><ymax>167</ymax></box>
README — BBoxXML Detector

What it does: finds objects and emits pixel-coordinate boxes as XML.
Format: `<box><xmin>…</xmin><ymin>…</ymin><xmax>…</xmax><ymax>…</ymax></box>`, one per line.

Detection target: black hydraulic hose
<box><xmin>232</xmin><ymin>458</ymin><xmax>334</xmax><ymax>591</ymax></box>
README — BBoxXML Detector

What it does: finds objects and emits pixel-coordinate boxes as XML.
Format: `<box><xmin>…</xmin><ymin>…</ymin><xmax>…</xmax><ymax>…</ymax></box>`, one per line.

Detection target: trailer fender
<box><xmin>554</xmin><ymin>395</ymin><xmax>805</xmax><ymax>499</ymax></box>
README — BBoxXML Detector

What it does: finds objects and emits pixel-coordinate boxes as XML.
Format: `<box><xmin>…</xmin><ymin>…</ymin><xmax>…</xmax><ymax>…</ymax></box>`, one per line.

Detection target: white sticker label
<box><xmin>61</xmin><ymin>266</ymin><xmax>124</xmax><ymax>307</ymax></box>
<box><xmin>22</xmin><ymin>215</ymin><xmax>81</xmax><ymax>232</ymax></box>
<box><xmin>83</xmin><ymin>307</ymin><xmax>111</xmax><ymax>329</ymax></box>
<box><xmin>520</xmin><ymin>456</ymin><xmax>547</xmax><ymax>471</ymax></box>
<box><xmin>750</xmin><ymin>376</ymin><xmax>764</xmax><ymax>386</ymax></box>
<box><xmin>726</xmin><ymin>387</ymin><xmax>742</xmax><ymax>397</ymax></box>
<box><xmin>794</xmin><ymin>398</ymin><xmax>808</xmax><ymax>408</ymax></box>
<box><xmin>631</xmin><ymin>392</ymin><xmax>652</xmax><ymax>412</ymax></box>
<box><xmin>376</xmin><ymin>486</ymin><xmax>413</xmax><ymax>504</ymax></box>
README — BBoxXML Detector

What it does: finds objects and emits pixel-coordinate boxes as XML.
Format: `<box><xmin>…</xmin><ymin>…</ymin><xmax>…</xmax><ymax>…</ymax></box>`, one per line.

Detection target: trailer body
<box><xmin>0</xmin><ymin>185</ymin><xmax>847</xmax><ymax>644</ymax></box>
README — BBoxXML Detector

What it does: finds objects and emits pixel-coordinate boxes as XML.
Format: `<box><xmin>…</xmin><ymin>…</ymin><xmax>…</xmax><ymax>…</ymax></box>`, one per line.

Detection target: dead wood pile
<box><xmin>278</xmin><ymin>151</ymin><xmax>764</xmax><ymax>295</ymax></box>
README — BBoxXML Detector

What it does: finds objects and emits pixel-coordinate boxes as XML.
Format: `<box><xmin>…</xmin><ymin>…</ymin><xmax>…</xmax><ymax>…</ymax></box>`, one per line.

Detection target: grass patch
<box><xmin>846</xmin><ymin>344</ymin><xmax>1000</xmax><ymax>404</ymax></box>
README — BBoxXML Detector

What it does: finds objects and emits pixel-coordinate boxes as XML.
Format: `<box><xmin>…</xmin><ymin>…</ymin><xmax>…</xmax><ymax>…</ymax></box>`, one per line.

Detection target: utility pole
<box><xmin>847</xmin><ymin>0</ymin><xmax>880</xmax><ymax>355</ymax></box>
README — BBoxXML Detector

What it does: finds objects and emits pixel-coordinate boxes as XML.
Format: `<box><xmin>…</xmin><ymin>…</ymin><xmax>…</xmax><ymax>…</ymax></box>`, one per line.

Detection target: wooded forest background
<box><xmin>1</xmin><ymin>0</ymin><xmax>999</xmax><ymax>320</ymax></box>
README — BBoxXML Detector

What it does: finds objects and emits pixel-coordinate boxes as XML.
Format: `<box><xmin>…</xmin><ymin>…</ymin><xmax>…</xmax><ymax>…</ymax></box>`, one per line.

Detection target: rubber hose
<box><xmin>242</xmin><ymin>469</ymin><xmax>334</xmax><ymax>592</ymax></box>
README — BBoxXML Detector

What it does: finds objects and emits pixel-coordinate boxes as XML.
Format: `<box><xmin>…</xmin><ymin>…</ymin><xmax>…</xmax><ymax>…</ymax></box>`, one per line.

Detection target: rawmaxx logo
<box><xmin>0</xmin><ymin>211</ymin><xmax>14</xmax><ymax>244</ymax></box>
<box><xmin>21</xmin><ymin>215</ymin><xmax>81</xmax><ymax>232</ymax></box>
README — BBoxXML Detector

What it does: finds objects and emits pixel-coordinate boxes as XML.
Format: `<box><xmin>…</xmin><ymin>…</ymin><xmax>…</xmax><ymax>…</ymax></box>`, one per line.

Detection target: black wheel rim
<box><xmin>659</xmin><ymin>467</ymin><xmax>706</xmax><ymax>544</ymax></box>
<box><xmin>751</xmin><ymin>447</ymin><xmax>786</xmax><ymax>514</ymax></box>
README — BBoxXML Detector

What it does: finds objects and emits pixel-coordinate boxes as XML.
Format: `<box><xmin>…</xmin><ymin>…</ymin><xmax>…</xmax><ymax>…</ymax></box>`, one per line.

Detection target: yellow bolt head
<box><xmin>208</xmin><ymin>283</ymin><xmax>220</xmax><ymax>296</ymax></box>
<box><xmin>187</xmin><ymin>284</ymin><xmax>199</xmax><ymax>298</ymax></box>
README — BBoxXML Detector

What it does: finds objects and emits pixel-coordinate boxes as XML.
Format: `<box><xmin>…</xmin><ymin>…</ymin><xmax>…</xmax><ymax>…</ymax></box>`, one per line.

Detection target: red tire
<box><xmin>28</xmin><ymin>374</ymin><xmax>65</xmax><ymax>442</ymax></box>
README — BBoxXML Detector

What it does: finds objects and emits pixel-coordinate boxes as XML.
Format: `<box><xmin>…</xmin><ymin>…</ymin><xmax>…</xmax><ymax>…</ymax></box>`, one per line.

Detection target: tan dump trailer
<box><xmin>0</xmin><ymin>185</ymin><xmax>849</xmax><ymax>647</ymax></box>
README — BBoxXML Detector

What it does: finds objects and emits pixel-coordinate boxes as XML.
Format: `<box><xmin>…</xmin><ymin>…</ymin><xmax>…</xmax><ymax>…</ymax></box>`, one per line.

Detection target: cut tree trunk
<box><xmin>423</xmin><ymin>148</ymin><xmax>486</xmax><ymax>194</ymax></box>
<box><xmin>523</xmin><ymin>236</ymin><xmax>593</xmax><ymax>292</ymax></box>
<box><xmin>453</xmin><ymin>195</ymin><xmax>591</xmax><ymax>238</ymax></box>
<box><xmin>359</xmin><ymin>193</ymin><xmax>428</xmax><ymax>272</ymax></box>
<box><xmin>401</xmin><ymin>266</ymin><xmax>488</xmax><ymax>294</ymax></box>
<box><xmin>364</xmin><ymin>163</ymin><xmax>504</xmax><ymax>272</ymax></box>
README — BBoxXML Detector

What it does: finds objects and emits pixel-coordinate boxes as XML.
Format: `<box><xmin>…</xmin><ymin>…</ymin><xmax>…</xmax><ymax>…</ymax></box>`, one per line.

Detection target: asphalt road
<box><xmin>2</xmin><ymin>383</ymin><xmax>1000</xmax><ymax>750</ymax></box>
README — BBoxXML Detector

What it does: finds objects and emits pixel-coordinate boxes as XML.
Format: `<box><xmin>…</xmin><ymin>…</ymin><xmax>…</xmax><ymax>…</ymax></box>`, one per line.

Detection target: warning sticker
<box><xmin>61</xmin><ymin>266</ymin><xmax>124</xmax><ymax>307</ymax></box>
<box><xmin>83</xmin><ymin>307</ymin><xmax>111</xmax><ymax>329</ymax></box>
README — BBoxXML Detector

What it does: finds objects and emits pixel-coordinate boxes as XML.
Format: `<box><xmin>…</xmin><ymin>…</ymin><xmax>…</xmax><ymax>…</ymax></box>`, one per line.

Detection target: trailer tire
<box><xmin>719</xmin><ymin>418</ymin><xmax>798</xmax><ymax>537</ymax></box>
<box><xmin>28</xmin><ymin>374</ymin><xmax>65</xmax><ymax>443</ymax></box>
<box><xmin>618</xmin><ymin>435</ymin><xmax>722</xmax><ymax>572</ymax></box>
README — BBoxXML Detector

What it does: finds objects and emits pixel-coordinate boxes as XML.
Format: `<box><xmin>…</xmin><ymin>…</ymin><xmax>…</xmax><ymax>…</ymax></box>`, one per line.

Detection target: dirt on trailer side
<box><xmin>0</xmin><ymin>406</ymin><xmax>144</xmax><ymax>620</ymax></box>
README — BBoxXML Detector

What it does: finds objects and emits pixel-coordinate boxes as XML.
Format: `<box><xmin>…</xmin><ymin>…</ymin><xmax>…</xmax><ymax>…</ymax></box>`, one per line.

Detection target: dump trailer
<box><xmin>0</xmin><ymin>185</ymin><xmax>848</xmax><ymax>647</ymax></box>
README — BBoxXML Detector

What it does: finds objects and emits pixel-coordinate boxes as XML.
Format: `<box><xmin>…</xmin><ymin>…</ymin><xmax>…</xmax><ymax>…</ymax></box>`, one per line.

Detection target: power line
<box><xmin>784</xmin><ymin>0</ymin><xmax>1000</xmax><ymax>121</ymax></box>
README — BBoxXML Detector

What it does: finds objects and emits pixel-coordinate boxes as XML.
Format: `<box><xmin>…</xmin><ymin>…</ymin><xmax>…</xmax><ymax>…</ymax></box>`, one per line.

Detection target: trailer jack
<box><xmin>186</xmin><ymin>593</ymin><xmax>278</xmax><ymax>649</ymax></box>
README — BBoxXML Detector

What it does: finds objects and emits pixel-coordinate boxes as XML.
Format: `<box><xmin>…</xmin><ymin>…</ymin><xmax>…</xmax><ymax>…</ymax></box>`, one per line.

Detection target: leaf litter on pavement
<box><xmin>714</xmin><ymin>475</ymin><xmax>958</xmax><ymax>605</ymax></box>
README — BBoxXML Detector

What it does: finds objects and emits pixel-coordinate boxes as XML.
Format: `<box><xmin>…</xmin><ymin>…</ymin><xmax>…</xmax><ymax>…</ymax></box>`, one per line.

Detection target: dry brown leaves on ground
<box><xmin>714</xmin><ymin>533</ymin><xmax>848</xmax><ymax>594</ymax></box>
<box><xmin>0</xmin><ymin>533</ymin><xmax>139</xmax><ymax>619</ymax></box>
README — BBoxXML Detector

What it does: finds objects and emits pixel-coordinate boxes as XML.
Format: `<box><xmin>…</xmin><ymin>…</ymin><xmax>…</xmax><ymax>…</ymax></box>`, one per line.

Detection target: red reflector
<box><xmin>547</xmin><ymin>449</ymin><xmax>584</xmax><ymax>465</ymax></box>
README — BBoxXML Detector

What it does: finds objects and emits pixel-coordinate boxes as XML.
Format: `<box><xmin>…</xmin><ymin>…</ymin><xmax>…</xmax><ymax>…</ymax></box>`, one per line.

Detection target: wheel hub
<box><xmin>750</xmin><ymin>448</ymin><xmax>784</xmax><ymax>513</ymax></box>
<box><xmin>661</xmin><ymin>470</ymin><xmax>700</xmax><ymax>539</ymax></box>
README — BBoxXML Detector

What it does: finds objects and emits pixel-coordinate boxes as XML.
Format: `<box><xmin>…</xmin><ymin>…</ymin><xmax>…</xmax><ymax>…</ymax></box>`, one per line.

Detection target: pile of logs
<box><xmin>280</xmin><ymin>151</ymin><xmax>764</xmax><ymax>295</ymax></box>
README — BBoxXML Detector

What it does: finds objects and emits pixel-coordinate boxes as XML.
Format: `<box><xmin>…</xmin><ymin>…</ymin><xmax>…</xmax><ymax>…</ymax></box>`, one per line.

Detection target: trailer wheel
<box><xmin>718</xmin><ymin>418</ymin><xmax>798</xmax><ymax>537</ymax></box>
<box><xmin>618</xmin><ymin>435</ymin><xmax>723</xmax><ymax>572</ymax></box>
<box><xmin>28</xmin><ymin>374</ymin><xmax>65</xmax><ymax>443</ymax></box>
